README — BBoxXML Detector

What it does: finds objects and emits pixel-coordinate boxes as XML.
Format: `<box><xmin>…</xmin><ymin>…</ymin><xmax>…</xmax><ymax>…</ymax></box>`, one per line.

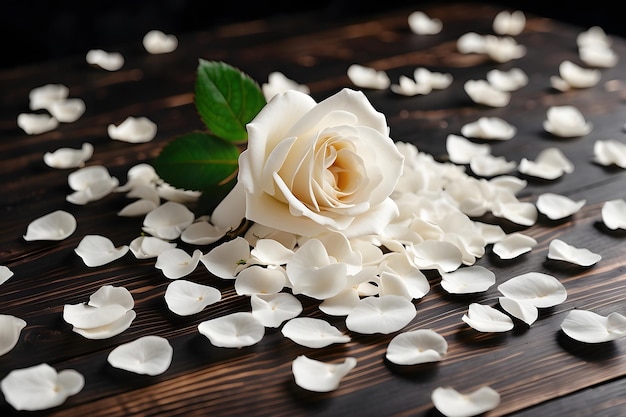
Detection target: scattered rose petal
<box><xmin>464</xmin><ymin>79</ymin><xmax>510</xmax><ymax>107</ymax></box>
<box><xmin>345</xmin><ymin>295</ymin><xmax>416</xmax><ymax>334</ymax></box>
<box><xmin>282</xmin><ymin>317</ymin><xmax>350</xmax><ymax>348</ymax></box>
<box><xmin>157</xmin><ymin>182</ymin><xmax>201</xmax><ymax>203</ymax></box>
<box><xmin>28</xmin><ymin>84</ymin><xmax>69</xmax><ymax>110</ymax></box>
<box><xmin>155</xmin><ymin>248</ymin><xmax>202</xmax><ymax>279</ymax></box>
<box><xmin>536</xmin><ymin>193</ymin><xmax>586</xmax><ymax>220</ymax></box>
<box><xmin>201</xmin><ymin>236</ymin><xmax>251</xmax><ymax>279</ymax></box>
<box><xmin>23</xmin><ymin>210</ymin><xmax>77</xmax><ymax>241</ymax></box>
<box><xmin>593</xmin><ymin>139</ymin><xmax>626</xmax><ymax>168</ymax></box>
<box><xmin>142</xmin><ymin>201</ymin><xmax>195</xmax><ymax>240</ymax></box>
<box><xmin>408</xmin><ymin>11</ymin><xmax>442</xmax><ymax>35</ymax></box>
<box><xmin>462</xmin><ymin>303</ymin><xmax>514</xmax><ymax>332</ymax></box>
<box><xmin>107</xmin><ymin>336</ymin><xmax>173</xmax><ymax>375</ymax></box>
<box><xmin>561</xmin><ymin>309</ymin><xmax>626</xmax><ymax>343</ymax></box>
<box><xmin>0</xmin><ymin>315</ymin><xmax>26</xmax><ymax>356</ymax></box>
<box><xmin>108</xmin><ymin>116</ymin><xmax>157</xmax><ymax>143</ymax></box>
<box><xmin>484</xmin><ymin>35</ymin><xmax>526</xmax><ymax>63</ymax></box>
<box><xmin>457</xmin><ymin>32</ymin><xmax>486</xmax><ymax>54</ymax></box>
<box><xmin>410</xmin><ymin>240</ymin><xmax>463</xmax><ymax>273</ymax></box>
<box><xmin>17</xmin><ymin>113</ymin><xmax>59</xmax><ymax>135</ymax></box>
<box><xmin>0</xmin><ymin>363</ymin><xmax>84</xmax><ymax>411</ymax></box>
<box><xmin>461</xmin><ymin>116</ymin><xmax>517</xmax><ymax>140</ymax></box>
<box><xmin>470</xmin><ymin>154</ymin><xmax>517</xmax><ymax>177</ymax></box>
<box><xmin>486</xmin><ymin>67</ymin><xmax>528</xmax><ymax>91</ymax></box>
<box><xmin>579</xmin><ymin>44</ymin><xmax>618</xmax><ymax>68</ymax></box>
<box><xmin>44</xmin><ymin>143</ymin><xmax>93</xmax><ymax>168</ymax></box>
<box><xmin>74</xmin><ymin>235</ymin><xmax>129</xmax><ymax>267</ymax></box>
<box><xmin>547</xmin><ymin>239</ymin><xmax>601</xmax><ymax>266</ymax></box>
<box><xmin>0</xmin><ymin>265</ymin><xmax>14</xmax><ymax>285</ymax></box>
<box><xmin>446</xmin><ymin>134</ymin><xmax>491</xmax><ymax>164</ymax></box>
<box><xmin>441</xmin><ymin>266</ymin><xmax>496</xmax><ymax>294</ymax></box>
<box><xmin>129</xmin><ymin>236</ymin><xmax>176</xmax><ymax>259</ymax></box>
<box><xmin>601</xmin><ymin>199</ymin><xmax>626</xmax><ymax>230</ymax></box>
<box><xmin>72</xmin><ymin>311</ymin><xmax>136</xmax><ymax>340</ymax></box>
<box><xmin>555</xmin><ymin>60</ymin><xmax>601</xmax><ymax>90</ymax></box>
<box><xmin>48</xmin><ymin>98</ymin><xmax>85</xmax><ymax>123</ymax></box>
<box><xmin>291</xmin><ymin>355</ymin><xmax>357</xmax><ymax>392</ymax></box>
<box><xmin>499</xmin><ymin>297</ymin><xmax>538</xmax><ymax>325</ymax></box>
<box><xmin>250</xmin><ymin>238</ymin><xmax>295</xmax><ymax>266</ymax></box>
<box><xmin>492</xmin><ymin>233</ymin><xmax>537</xmax><ymax>260</ymax></box>
<box><xmin>66</xmin><ymin>165</ymin><xmax>119</xmax><ymax>205</ymax></box>
<box><xmin>431</xmin><ymin>386</ymin><xmax>501</xmax><ymax>417</ymax></box>
<box><xmin>391</xmin><ymin>75</ymin><xmax>432</xmax><ymax>96</ymax></box>
<box><xmin>474</xmin><ymin>222</ymin><xmax>506</xmax><ymax>244</ymax></box>
<box><xmin>346</xmin><ymin>64</ymin><xmax>390</xmax><ymax>89</ymax></box>
<box><xmin>492</xmin><ymin>10</ymin><xmax>525</xmax><ymax>36</ymax></box>
<box><xmin>414</xmin><ymin>67</ymin><xmax>453</xmax><ymax>89</ymax></box>
<box><xmin>262</xmin><ymin>71</ymin><xmax>310</xmax><ymax>101</ymax></box>
<box><xmin>250</xmin><ymin>293</ymin><xmax>303</xmax><ymax>328</ymax></box>
<box><xmin>117</xmin><ymin>198</ymin><xmax>159</xmax><ymax>217</ymax></box>
<box><xmin>543</xmin><ymin>105</ymin><xmax>592</xmax><ymax>137</ymax></box>
<box><xmin>142</xmin><ymin>30</ymin><xmax>178</xmax><ymax>54</ymax></box>
<box><xmin>385</xmin><ymin>329</ymin><xmax>448</xmax><ymax>365</ymax></box>
<box><xmin>577</xmin><ymin>26</ymin><xmax>611</xmax><ymax>49</ymax></box>
<box><xmin>518</xmin><ymin>147</ymin><xmax>574</xmax><ymax>180</ymax></box>
<box><xmin>86</xmin><ymin>49</ymin><xmax>124</xmax><ymax>71</ymax></box>
<box><xmin>497</xmin><ymin>272</ymin><xmax>567</xmax><ymax>308</ymax></box>
<box><xmin>164</xmin><ymin>280</ymin><xmax>221</xmax><ymax>316</ymax></box>
<box><xmin>179</xmin><ymin>220</ymin><xmax>226</xmax><ymax>245</ymax></box>
<box><xmin>234</xmin><ymin>265</ymin><xmax>286</xmax><ymax>295</ymax></box>
<box><xmin>198</xmin><ymin>312</ymin><xmax>265</xmax><ymax>348</ymax></box>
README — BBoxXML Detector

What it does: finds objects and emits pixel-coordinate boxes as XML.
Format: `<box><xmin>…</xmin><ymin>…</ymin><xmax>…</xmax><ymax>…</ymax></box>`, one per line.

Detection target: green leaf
<box><xmin>195</xmin><ymin>176</ymin><xmax>238</xmax><ymax>215</ymax></box>
<box><xmin>152</xmin><ymin>132</ymin><xmax>239</xmax><ymax>191</ymax></box>
<box><xmin>195</xmin><ymin>60</ymin><xmax>266</xmax><ymax>143</ymax></box>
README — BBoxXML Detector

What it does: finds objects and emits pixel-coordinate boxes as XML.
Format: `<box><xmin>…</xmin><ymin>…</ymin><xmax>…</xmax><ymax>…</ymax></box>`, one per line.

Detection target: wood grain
<box><xmin>0</xmin><ymin>3</ymin><xmax>625</xmax><ymax>416</ymax></box>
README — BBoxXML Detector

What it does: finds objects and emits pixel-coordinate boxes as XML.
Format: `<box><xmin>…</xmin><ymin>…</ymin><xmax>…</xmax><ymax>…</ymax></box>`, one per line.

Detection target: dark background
<box><xmin>1</xmin><ymin>0</ymin><xmax>623</xmax><ymax>70</ymax></box>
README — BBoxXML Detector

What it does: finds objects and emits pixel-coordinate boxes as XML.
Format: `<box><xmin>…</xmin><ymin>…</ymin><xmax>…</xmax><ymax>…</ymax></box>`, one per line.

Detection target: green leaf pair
<box><xmin>152</xmin><ymin>60</ymin><xmax>266</xmax><ymax>213</ymax></box>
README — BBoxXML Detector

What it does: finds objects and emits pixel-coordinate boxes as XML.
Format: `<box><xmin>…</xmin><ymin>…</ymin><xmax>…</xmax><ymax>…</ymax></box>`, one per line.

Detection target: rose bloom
<box><xmin>213</xmin><ymin>88</ymin><xmax>404</xmax><ymax>238</ymax></box>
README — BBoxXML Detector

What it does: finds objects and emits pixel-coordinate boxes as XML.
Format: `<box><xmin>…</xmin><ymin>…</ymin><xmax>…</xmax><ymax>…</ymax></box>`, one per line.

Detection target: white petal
<box><xmin>346</xmin><ymin>295</ymin><xmax>416</xmax><ymax>334</ymax></box>
<box><xmin>486</xmin><ymin>68</ymin><xmax>528</xmax><ymax>91</ymax></box>
<box><xmin>0</xmin><ymin>265</ymin><xmax>14</xmax><ymax>285</ymax></box>
<box><xmin>499</xmin><ymin>297</ymin><xmax>538</xmax><ymax>325</ymax></box>
<box><xmin>198</xmin><ymin>312</ymin><xmax>265</xmax><ymax>348</ymax></box>
<box><xmin>250</xmin><ymin>293</ymin><xmax>303</xmax><ymax>328</ymax></box>
<box><xmin>577</xmin><ymin>26</ymin><xmax>611</xmax><ymax>49</ymax></box>
<box><xmin>457</xmin><ymin>32</ymin><xmax>486</xmax><ymax>54</ymax></box>
<box><xmin>86</xmin><ymin>49</ymin><xmax>124</xmax><ymax>71</ymax></box>
<box><xmin>391</xmin><ymin>75</ymin><xmax>432</xmax><ymax>96</ymax></box>
<box><xmin>88</xmin><ymin>285</ymin><xmax>134</xmax><ymax>310</ymax></box>
<box><xmin>497</xmin><ymin>272</ymin><xmax>567</xmax><ymax>308</ymax></box>
<box><xmin>0</xmin><ymin>315</ymin><xmax>26</xmax><ymax>356</ymax></box>
<box><xmin>536</xmin><ymin>193</ymin><xmax>585</xmax><ymax>220</ymax></box>
<box><xmin>282</xmin><ymin>317</ymin><xmax>350</xmax><ymax>348</ymax></box>
<box><xmin>414</xmin><ymin>68</ymin><xmax>453</xmax><ymax>89</ymax></box>
<box><xmin>518</xmin><ymin>147</ymin><xmax>574</xmax><ymax>180</ymax></box>
<box><xmin>44</xmin><ymin>143</ymin><xmax>94</xmax><ymax>168</ymax></box>
<box><xmin>180</xmin><ymin>220</ymin><xmax>226</xmax><ymax>245</ymax></box>
<box><xmin>29</xmin><ymin>84</ymin><xmax>69</xmax><ymax>111</ymax></box>
<box><xmin>548</xmin><ymin>239</ymin><xmax>602</xmax><ymax>266</ymax></box>
<box><xmin>461</xmin><ymin>116</ymin><xmax>517</xmax><ymax>140</ymax></box>
<box><xmin>107</xmin><ymin>336</ymin><xmax>173</xmax><ymax>375</ymax></box>
<box><xmin>410</xmin><ymin>240</ymin><xmax>463</xmax><ymax>273</ymax></box>
<box><xmin>561</xmin><ymin>310</ymin><xmax>626</xmax><ymax>343</ymax></box>
<box><xmin>446</xmin><ymin>134</ymin><xmax>491</xmax><ymax>164</ymax></box>
<box><xmin>470</xmin><ymin>154</ymin><xmax>517</xmax><ymax>177</ymax></box>
<box><xmin>385</xmin><ymin>329</ymin><xmax>448</xmax><ymax>365</ymax></box>
<box><xmin>474</xmin><ymin>222</ymin><xmax>506</xmax><ymax>244</ymax></box>
<box><xmin>441</xmin><ymin>266</ymin><xmax>495</xmax><ymax>294</ymax></box>
<box><xmin>492</xmin><ymin>10</ymin><xmax>525</xmax><ymax>36</ymax></box>
<box><xmin>17</xmin><ymin>113</ymin><xmax>59</xmax><ymax>135</ymax></box>
<box><xmin>484</xmin><ymin>35</ymin><xmax>526</xmax><ymax>63</ymax></box>
<box><xmin>0</xmin><ymin>364</ymin><xmax>84</xmax><ymax>411</ymax></box>
<box><xmin>155</xmin><ymin>248</ymin><xmax>202</xmax><ymax>279</ymax></box>
<box><xmin>23</xmin><ymin>210</ymin><xmax>76</xmax><ymax>241</ymax></box>
<box><xmin>108</xmin><ymin>116</ymin><xmax>157</xmax><ymax>143</ymax></box>
<box><xmin>579</xmin><ymin>44</ymin><xmax>618</xmax><ymax>68</ymax></box>
<box><xmin>462</xmin><ymin>303</ymin><xmax>513</xmax><ymax>332</ymax></box>
<box><xmin>492</xmin><ymin>233</ymin><xmax>537</xmax><ymax>260</ymax></box>
<box><xmin>142</xmin><ymin>201</ymin><xmax>195</xmax><ymax>240</ymax></box>
<box><xmin>464</xmin><ymin>79</ymin><xmax>510</xmax><ymax>107</ymax></box>
<box><xmin>601</xmin><ymin>199</ymin><xmax>626</xmax><ymax>230</ymax></box>
<box><xmin>593</xmin><ymin>139</ymin><xmax>626</xmax><ymax>168</ymax></box>
<box><xmin>164</xmin><ymin>279</ymin><xmax>221</xmax><ymax>316</ymax></box>
<box><xmin>559</xmin><ymin>60</ymin><xmax>601</xmax><ymax>88</ymax></box>
<box><xmin>262</xmin><ymin>71</ymin><xmax>310</xmax><ymax>101</ymax></box>
<box><xmin>63</xmin><ymin>304</ymin><xmax>128</xmax><ymax>329</ymax></box>
<box><xmin>129</xmin><ymin>236</ymin><xmax>176</xmax><ymax>259</ymax></box>
<box><xmin>66</xmin><ymin>165</ymin><xmax>119</xmax><ymax>204</ymax></box>
<box><xmin>118</xmin><ymin>199</ymin><xmax>159</xmax><ymax>217</ymax></box>
<box><xmin>291</xmin><ymin>355</ymin><xmax>357</xmax><ymax>392</ymax></box>
<box><xmin>543</xmin><ymin>105</ymin><xmax>592</xmax><ymax>137</ymax></box>
<box><xmin>318</xmin><ymin>287</ymin><xmax>361</xmax><ymax>316</ymax></box>
<box><xmin>72</xmin><ymin>311</ymin><xmax>136</xmax><ymax>339</ymax></box>
<box><xmin>157</xmin><ymin>182</ymin><xmax>201</xmax><ymax>203</ymax></box>
<box><xmin>408</xmin><ymin>11</ymin><xmax>442</xmax><ymax>35</ymax></box>
<box><xmin>346</xmin><ymin>64</ymin><xmax>390</xmax><ymax>89</ymax></box>
<box><xmin>432</xmin><ymin>386</ymin><xmax>501</xmax><ymax>417</ymax></box>
<box><xmin>234</xmin><ymin>265</ymin><xmax>286</xmax><ymax>295</ymax></box>
<box><xmin>74</xmin><ymin>235</ymin><xmax>129</xmax><ymax>267</ymax></box>
<box><xmin>48</xmin><ymin>98</ymin><xmax>85</xmax><ymax>123</ymax></box>
<box><xmin>143</xmin><ymin>30</ymin><xmax>178</xmax><ymax>54</ymax></box>
<box><xmin>200</xmin><ymin>236</ymin><xmax>251</xmax><ymax>279</ymax></box>
<box><xmin>250</xmin><ymin>238</ymin><xmax>295</xmax><ymax>265</ymax></box>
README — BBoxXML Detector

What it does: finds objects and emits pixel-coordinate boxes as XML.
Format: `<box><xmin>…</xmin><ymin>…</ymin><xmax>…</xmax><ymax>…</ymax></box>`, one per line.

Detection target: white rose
<box><xmin>215</xmin><ymin>88</ymin><xmax>404</xmax><ymax>238</ymax></box>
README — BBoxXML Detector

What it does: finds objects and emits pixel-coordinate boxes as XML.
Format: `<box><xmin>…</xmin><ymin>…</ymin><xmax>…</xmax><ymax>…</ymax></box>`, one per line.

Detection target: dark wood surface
<box><xmin>1</xmin><ymin>3</ymin><xmax>625</xmax><ymax>416</ymax></box>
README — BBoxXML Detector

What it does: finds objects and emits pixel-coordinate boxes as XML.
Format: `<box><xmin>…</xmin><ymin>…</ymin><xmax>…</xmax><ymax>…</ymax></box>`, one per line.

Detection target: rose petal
<box><xmin>346</xmin><ymin>64</ymin><xmax>390</xmax><ymax>89</ymax></box>
<box><xmin>234</xmin><ymin>265</ymin><xmax>286</xmax><ymax>295</ymax></box>
<box><xmin>281</xmin><ymin>317</ymin><xmax>351</xmax><ymax>348</ymax></box>
<box><xmin>291</xmin><ymin>355</ymin><xmax>357</xmax><ymax>392</ymax></box>
<box><xmin>593</xmin><ymin>139</ymin><xmax>626</xmax><ymax>168</ymax></box>
<box><xmin>518</xmin><ymin>147</ymin><xmax>574</xmax><ymax>180</ymax></box>
<box><xmin>86</xmin><ymin>49</ymin><xmax>124</xmax><ymax>71</ymax></box>
<box><xmin>74</xmin><ymin>235</ymin><xmax>129</xmax><ymax>267</ymax></box>
<box><xmin>497</xmin><ymin>272</ymin><xmax>567</xmax><ymax>308</ymax></box>
<box><xmin>345</xmin><ymin>295</ymin><xmax>416</xmax><ymax>334</ymax></box>
<box><xmin>198</xmin><ymin>312</ymin><xmax>265</xmax><ymax>348</ymax></box>
<box><xmin>431</xmin><ymin>386</ymin><xmax>501</xmax><ymax>417</ymax></box>
<box><xmin>72</xmin><ymin>311</ymin><xmax>136</xmax><ymax>340</ymax></box>
<box><xmin>23</xmin><ymin>210</ymin><xmax>76</xmax><ymax>241</ymax></box>
<box><xmin>547</xmin><ymin>239</ymin><xmax>602</xmax><ymax>266</ymax></box>
<box><xmin>561</xmin><ymin>309</ymin><xmax>626</xmax><ymax>343</ymax></box>
<box><xmin>499</xmin><ymin>297</ymin><xmax>538</xmax><ymax>325</ymax></box>
<box><xmin>17</xmin><ymin>113</ymin><xmax>59</xmax><ymax>135</ymax></box>
<box><xmin>536</xmin><ymin>193</ymin><xmax>586</xmax><ymax>220</ymax></box>
<box><xmin>410</xmin><ymin>240</ymin><xmax>463</xmax><ymax>273</ymax></box>
<box><xmin>164</xmin><ymin>280</ymin><xmax>221</xmax><ymax>316</ymax></box>
<box><xmin>108</xmin><ymin>116</ymin><xmax>157</xmax><ymax>143</ymax></box>
<box><xmin>464</xmin><ymin>79</ymin><xmax>511</xmax><ymax>107</ymax></box>
<box><xmin>492</xmin><ymin>10</ymin><xmax>525</xmax><ymax>36</ymax></box>
<box><xmin>107</xmin><ymin>335</ymin><xmax>173</xmax><ymax>375</ymax></box>
<box><xmin>461</xmin><ymin>116</ymin><xmax>517</xmax><ymax>140</ymax></box>
<box><xmin>262</xmin><ymin>71</ymin><xmax>310</xmax><ymax>101</ymax></box>
<box><xmin>492</xmin><ymin>233</ymin><xmax>537</xmax><ymax>260</ymax></box>
<box><xmin>408</xmin><ymin>11</ymin><xmax>442</xmax><ymax>35</ymax></box>
<box><xmin>48</xmin><ymin>98</ymin><xmax>85</xmax><ymax>123</ymax></box>
<box><xmin>180</xmin><ymin>220</ymin><xmax>227</xmax><ymax>245</ymax></box>
<box><xmin>0</xmin><ymin>265</ymin><xmax>14</xmax><ymax>285</ymax></box>
<box><xmin>446</xmin><ymin>134</ymin><xmax>491</xmax><ymax>164</ymax></box>
<box><xmin>543</xmin><ymin>105</ymin><xmax>592</xmax><ymax>137</ymax></box>
<box><xmin>142</xmin><ymin>30</ymin><xmax>178</xmax><ymax>54</ymax></box>
<box><xmin>142</xmin><ymin>201</ymin><xmax>195</xmax><ymax>240</ymax></box>
<box><xmin>200</xmin><ymin>236</ymin><xmax>251</xmax><ymax>279</ymax></box>
<box><xmin>44</xmin><ymin>143</ymin><xmax>94</xmax><ymax>168</ymax></box>
<box><xmin>386</xmin><ymin>329</ymin><xmax>448</xmax><ymax>365</ymax></box>
<box><xmin>441</xmin><ymin>265</ymin><xmax>496</xmax><ymax>294</ymax></box>
<box><xmin>486</xmin><ymin>68</ymin><xmax>528</xmax><ymax>91</ymax></box>
<box><xmin>0</xmin><ymin>315</ymin><xmax>26</xmax><ymax>356</ymax></box>
<box><xmin>462</xmin><ymin>303</ymin><xmax>514</xmax><ymax>332</ymax></box>
<box><xmin>28</xmin><ymin>84</ymin><xmax>69</xmax><ymax>111</ymax></box>
<box><xmin>250</xmin><ymin>292</ymin><xmax>303</xmax><ymax>328</ymax></box>
<box><xmin>601</xmin><ymin>199</ymin><xmax>626</xmax><ymax>230</ymax></box>
<box><xmin>129</xmin><ymin>236</ymin><xmax>176</xmax><ymax>259</ymax></box>
<box><xmin>155</xmin><ymin>248</ymin><xmax>202</xmax><ymax>279</ymax></box>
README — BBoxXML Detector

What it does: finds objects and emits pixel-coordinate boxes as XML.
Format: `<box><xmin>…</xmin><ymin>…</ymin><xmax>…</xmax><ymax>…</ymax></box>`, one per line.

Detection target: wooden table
<box><xmin>1</xmin><ymin>2</ymin><xmax>625</xmax><ymax>416</ymax></box>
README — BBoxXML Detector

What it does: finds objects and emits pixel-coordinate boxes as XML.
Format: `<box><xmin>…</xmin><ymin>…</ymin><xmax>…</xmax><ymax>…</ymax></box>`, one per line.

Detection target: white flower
<box><xmin>108</xmin><ymin>116</ymin><xmax>157</xmax><ymax>143</ymax></box>
<box><xmin>107</xmin><ymin>336</ymin><xmax>173</xmax><ymax>375</ymax></box>
<box><xmin>346</xmin><ymin>64</ymin><xmax>390</xmax><ymax>89</ymax></box>
<box><xmin>44</xmin><ymin>143</ymin><xmax>94</xmax><ymax>169</ymax></box>
<box><xmin>561</xmin><ymin>309</ymin><xmax>626</xmax><ymax>343</ymax></box>
<box><xmin>0</xmin><ymin>363</ymin><xmax>84</xmax><ymax>411</ymax></box>
<box><xmin>291</xmin><ymin>355</ymin><xmax>357</xmax><ymax>392</ymax></box>
<box><xmin>431</xmin><ymin>386</ymin><xmax>501</xmax><ymax>417</ymax></box>
<box><xmin>543</xmin><ymin>105</ymin><xmax>592</xmax><ymax>138</ymax></box>
<box><xmin>262</xmin><ymin>71</ymin><xmax>310</xmax><ymax>101</ymax></box>
<box><xmin>23</xmin><ymin>210</ymin><xmax>77</xmax><ymax>241</ymax></box>
<box><xmin>86</xmin><ymin>49</ymin><xmax>124</xmax><ymax>71</ymax></box>
<box><xmin>386</xmin><ymin>329</ymin><xmax>448</xmax><ymax>365</ymax></box>
<box><xmin>492</xmin><ymin>10</ymin><xmax>525</xmax><ymax>36</ymax></box>
<box><xmin>408</xmin><ymin>11</ymin><xmax>442</xmax><ymax>35</ymax></box>
<box><xmin>143</xmin><ymin>30</ymin><xmax>178</xmax><ymax>54</ymax></box>
<box><xmin>219</xmin><ymin>88</ymin><xmax>404</xmax><ymax>238</ymax></box>
<box><xmin>0</xmin><ymin>315</ymin><xmax>26</xmax><ymax>356</ymax></box>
